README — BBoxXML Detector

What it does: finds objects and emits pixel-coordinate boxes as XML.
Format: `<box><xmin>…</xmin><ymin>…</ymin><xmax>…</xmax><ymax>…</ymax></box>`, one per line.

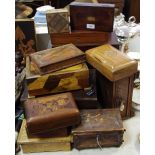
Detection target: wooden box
<box><xmin>30</xmin><ymin>44</ymin><xmax>86</xmax><ymax>75</ymax></box>
<box><xmin>24</xmin><ymin>92</ymin><xmax>80</xmax><ymax>135</ymax></box>
<box><xmin>46</xmin><ymin>8</ymin><xmax>70</xmax><ymax>34</ymax></box>
<box><xmin>51</xmin><ymin>31</ymin><xmax>119</xmax><ymax>51</ymax></box>
<box><xmin>70</xmin><ymin>2</ymin><xmax>115</xmax><ymax>32</ymax></box>
<box><xmin>15</xmin><ymin>19</ymin><xmax>37</xmax><ymax>57</ymax></box>
<box><xmin>98</xmin><ymin>0</ymin><xmax>124</xmax><ymax>15</ymax></box>
<box><xmin>72</xmin><ymin>69</ymin><xmax>99</xmax><ymax>109</ymax></box>
<box><xmin>72</xmin><ymin>109</ymin><xmax>125</xmax><ymax>149</ymax></box>
<box><xmin>17</xmin><ymin>120</ymin><xmax>71</xmax><ymax>153</ymax></box>
<box><xmin>26</xmin><ymin>56</ymin><xmax>89</xmax><ymax>97</ymax></box>
<box><xmin>86</xmin><ymin>44</ymin><xmax>138</xmax><ymax>118</ymax></box>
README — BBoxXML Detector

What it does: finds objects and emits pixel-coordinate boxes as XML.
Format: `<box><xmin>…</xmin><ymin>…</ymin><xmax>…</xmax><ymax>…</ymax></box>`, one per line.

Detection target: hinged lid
<box><xmin>86</xmin><ymin>44</ymin><xmax>138</xmax><ymax>81</ymax></box>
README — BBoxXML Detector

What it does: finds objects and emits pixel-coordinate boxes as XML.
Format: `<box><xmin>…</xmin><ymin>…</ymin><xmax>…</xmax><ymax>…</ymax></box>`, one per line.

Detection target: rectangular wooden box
<box><xmin>46</xmin><ymin>8</ymin><xmax>70</xmax><ymax>34</ymax></box>
<box><xmin>26</xmin><ymin>56</ymin><xmax>89</xmax><ymax>97</ymax></box>
<box><xmin>51</xmin><ymin>31</ymin><xmax>119</xmax><ymax>51</ymax></box>
<box><xmin>72</xmin><ymin>109</ymin><xmax>124</xmax><ymax>149</ymax></box>
<box><xmin>70</xmin><ymin>2</ymin><xmax>115</xmax><ymax>32</ymax></box>
<box><xmin>24</xmin><ymin>92</ymin><xmax>81</xmax><ymax>135</ymax></box>
<box><xmin>15</xmin><ymin>19</ymin><xmax>37</xmax><ymax>57</ymax></box>
<box><xmin>30</xmin><ymin>43</ymin><xmax>86</xmax><ymax>75</ymax></box>
<box><xmin>98</xmin><ymin>0</ymin><xmax>124</xmax><ymax>15</ymax></box>
<box><xmin>86</xmin><ymin>44</ymin><xmax>138</xmax><ymax>118</ymax></box>
<box><xmin>17</xmin><ymin>120</ymin><xmax>71</xmax><ymax>153</ymax></box>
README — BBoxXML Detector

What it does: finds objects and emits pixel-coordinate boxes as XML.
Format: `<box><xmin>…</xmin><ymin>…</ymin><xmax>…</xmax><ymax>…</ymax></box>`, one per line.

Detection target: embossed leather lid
<box><xmin>72</xmin><ymin>109</ymin><xmax>123</xmax><ymax>134</ymax></box>
<box><xmin>24</xmin><ymin>92</ymin><xmax>80</xmax><ymax>134</ymax></box>
<box><xmin>86</xmin><ymin>44</ymin><xmax>138</xmax><ymax>81</ymax></box>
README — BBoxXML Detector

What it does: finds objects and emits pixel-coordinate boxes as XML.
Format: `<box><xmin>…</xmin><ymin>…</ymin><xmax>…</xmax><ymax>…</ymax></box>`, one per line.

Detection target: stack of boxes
<box><xmin>17</xmin><ymin>2</ymin><xmax>138</xmax><ymax>153</ymax></box>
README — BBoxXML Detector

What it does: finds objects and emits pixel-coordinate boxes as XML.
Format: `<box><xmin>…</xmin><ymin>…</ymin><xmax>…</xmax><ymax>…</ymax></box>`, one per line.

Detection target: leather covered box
<box><xmin>46</xmin><ymin>8</ymin><xmax>70</xmax><ymax>34</ymax></box>
<box><xmin>70</xmin><ymin>2</ymin><xmax>115</xmax><ymax>32</ymax></box>
<box><xmin>30</xmin><ymin>44</ymin><xmax>86</xmax><ymax>75</ymax></box>
<box><xmin>86</xmin><ymin>44</ymin><xmax>138</xmax><ymax>118</ymax></box>
<box><xmin>72</xmin><ymin>109</ymin><xmax>125</xmax><ymax>149</ymax></box>
<box><xmin>15</xmin><ymin>19</ymin><xmax>37</xmax><ymax>57</ymax></box>
<box><xmin>26</xmin><ymin>56</ymin><xmax>89</xmax><ymax>97</ymax></box>
<box><xmin>17</xmin><ymin>120</ymin><xmax>71</xmax><ymax>153</ymax></box>
<box><xmin>51</xmin><ymin>31</ymin><xmax>119</xmax><ymax>51</ymax></box>
<box><xmin>24</xmin><ymin>92</ymin><xmax>80</xmax><ymax>135</ymax></box>
<box><xmin>98</xmin><ymin>0</ymin><xmax>124</xmax><ymax>15</ymax></box>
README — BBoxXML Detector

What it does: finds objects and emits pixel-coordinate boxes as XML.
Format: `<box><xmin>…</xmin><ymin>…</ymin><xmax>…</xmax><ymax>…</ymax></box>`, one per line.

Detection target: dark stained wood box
<box><xmin>51</xmin><ymin>31</ymin><xmax>119</xmax><ymax>51</ymax></box>
<box><xmin>26</xmin><ymin>56</ymin><xmax>89</xmax><ymax>97</ymax></box>
<box><xmin>98</xmin><ymin>0</ymin><xmax>124</xmax><ymax>15</ymax></box>
<box><xmin>72</xmin><ymin>109</ymin><xmax>125</xmax><ymax>149</ymax></box>
<box><xmin>86</xmin><ymin>44</ymin><xmax>138</xmax><ymax>119</ymax></box>
<box><xmin>70</xmin><ymin>2</ymin><xmax>115</xmax><ymax>32</ymax></box>
<box><xmin>24</xmin><ymin>92</ymin><xmax>81</xmax><ymax>135</ymax></box>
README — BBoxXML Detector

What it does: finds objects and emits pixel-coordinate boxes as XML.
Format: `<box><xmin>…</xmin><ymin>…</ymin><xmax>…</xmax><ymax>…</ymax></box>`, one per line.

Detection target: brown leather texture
<box><xmin>24</xmin><ymin>92</ymin><xmax>80</xmax><ymax>134</ymax></box>
<box><xmin>72</xmin><ymin>109</ymin><xmax>124</xmax><ymax>149</ymax></box>
<box><xmin>26</xmin><ymin>56</ymin><xmax>89</xmax><ymax>97</ymax></box>
<box><xmin>70</xmin><ymin>2</ymin><xmax>115</xmax><ymax>32</ymax></box>
<box><xmin>30</xmin><ymin>44</ymin><xmax>85</xmax><ymax>75</ymax></box>
<box><xmin>86</xmin><ymin>44</ymin><xmax>138</xmax><ymax>81</ymax></box>
<box><xmin>96</xmin><ymin>70</ymin><xmax>135</xmax><ymax>119</ymax></box>
<box><xmin>46</xmin><ymin>8</ymin><xmax>70</xmax><ymax>34</ymax></box>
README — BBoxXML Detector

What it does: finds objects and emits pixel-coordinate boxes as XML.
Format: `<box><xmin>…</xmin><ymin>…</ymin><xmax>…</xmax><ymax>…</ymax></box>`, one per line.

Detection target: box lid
<box><xmin>24</xmin><ymin>92</ymin><xmax>80</xmax><ymax>134</ymax></box>
<box><xmin>17</xmin><ymin>120</ymin><xmax>71</xmax><ymax>144</ymax></box>
<box><xmin>86</xmin><ymin>44</ymin><xmax>138</xmax><ymax>81</ymax></box>
<box><xmin>30</xmin><ymin>44</ymin><xmax>85</xmax><ymax>68</ymax></box>
<box><xmin>72</xmin><ymin>109</ymin><xmax>123</xmax><ymax>134</ymax></box>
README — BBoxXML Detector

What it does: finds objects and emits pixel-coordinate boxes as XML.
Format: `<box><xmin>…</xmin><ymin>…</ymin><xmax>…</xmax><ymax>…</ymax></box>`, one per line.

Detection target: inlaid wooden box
<box><xmin>17</xmin><ymin>120</ymin><xmax>71</xmax><ymax>153</ymax></box>
<box><xmin>86</xmin><ymin>44</ymin><xmax>138</xmax><ymax>118</ymax></box>
<box><xmin>24</xmin><ymin>92</ymin><xmax>80</xmax><ymax>135</ymax></box>
<box><xmin>30</xmin><ymin>44</ymin><xmax>86</xmax><ymax>75</ymax></box>
<box><xmin>72</xmin><ymin>109</ymin><xmax>125</xmax><ymax>149</ymax></box>
<box><xmin>70</xmin><ymin>2</ymin><xmax>115</xmax><ymax>32</ymax></box>
<box><xmin>46</xmin><ymin>8</ymin><xmax>70</xmax><ymax>34</ymax></box>
<box><xmin>26</xmin><ymin>56</ymin><xmax>89</xmax><ymax>97</ymax></box>
<box><xmin>15</xmin><ymin>19</ymin><xmax>37</xmax><ymax>57</ymax></box>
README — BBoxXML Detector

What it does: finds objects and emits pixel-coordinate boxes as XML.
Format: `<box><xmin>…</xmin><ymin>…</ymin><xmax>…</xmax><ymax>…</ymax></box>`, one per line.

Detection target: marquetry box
<box><xmin>72</xmin><ymin>109</ymin><xmax>125</xmax><ymax>149</ymax></box>
<box><xmin>15</xmin><ymin>19</ymin><xmax>37</xmax><ymax>57</ymax></box>
<box><xmin>26</xmin><ymin>56</ymin><xmax>89</xmax><ymax>97</ymax></box>
<box><xmin>24</xmin><ymin>92</ymin><xmax>80</xmax><ymax>135</ymax></box>
<box><xmin>70</xmin><ymin>2</ymin><xmax>115</xmax><ymax>32</ymax></box>
<box><xmin>17</xmin><ymin>120</ymin><xmax>71</xmax><ymax>153</ymax></box>
<box><xmin>30</xmin><ymin>44</ymin><xmax>86</xmax><ymax>75</ymax></box>
<box><xmin>86</xmin><ymin>44</ymin><xmax>138</xmax><ymax>119</ymax></box>
<box><xmin>46</xmin><ymin>8</ymin><xmax>70</xmax><ymax>34</ymax></box>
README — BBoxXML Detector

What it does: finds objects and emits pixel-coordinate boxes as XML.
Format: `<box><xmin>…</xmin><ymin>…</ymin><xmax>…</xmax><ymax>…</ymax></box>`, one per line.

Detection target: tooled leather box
<box><xmin>26</xmin><ymin>56</ymin><xmax>89</xmax><ymax>97</ymax></box>
<box><xmin>46</xmin><ymin>8</ymin><xmax>70</xmax><ymax>34</ymax></box>
<box><xmin>86</xmin><ymin>44</ymin><xmax>138</xmax><ymax>118</ymax></box>
<box><xmin>24</xmin><ymin>92</ymin><xmax>81</xmax><ymax>135</ymax></box>
<box><xmin>72</xmin><ymin>109</ymin><xmax>125</xmax><ymax>149</ymax></box>
<box><xmin>17</xmin><ymin>120</ymin><xmax>71</xmax><ymax>153</ymax></box>
<box><xmin>70</xmin><ymin>2</ymin><xmax>115</xmax><ymax>32</ymax></box>
<box><xmin>30</xmin><ymin>43</ymin><xmax>86</xmax><ymax>75</ymax></box>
